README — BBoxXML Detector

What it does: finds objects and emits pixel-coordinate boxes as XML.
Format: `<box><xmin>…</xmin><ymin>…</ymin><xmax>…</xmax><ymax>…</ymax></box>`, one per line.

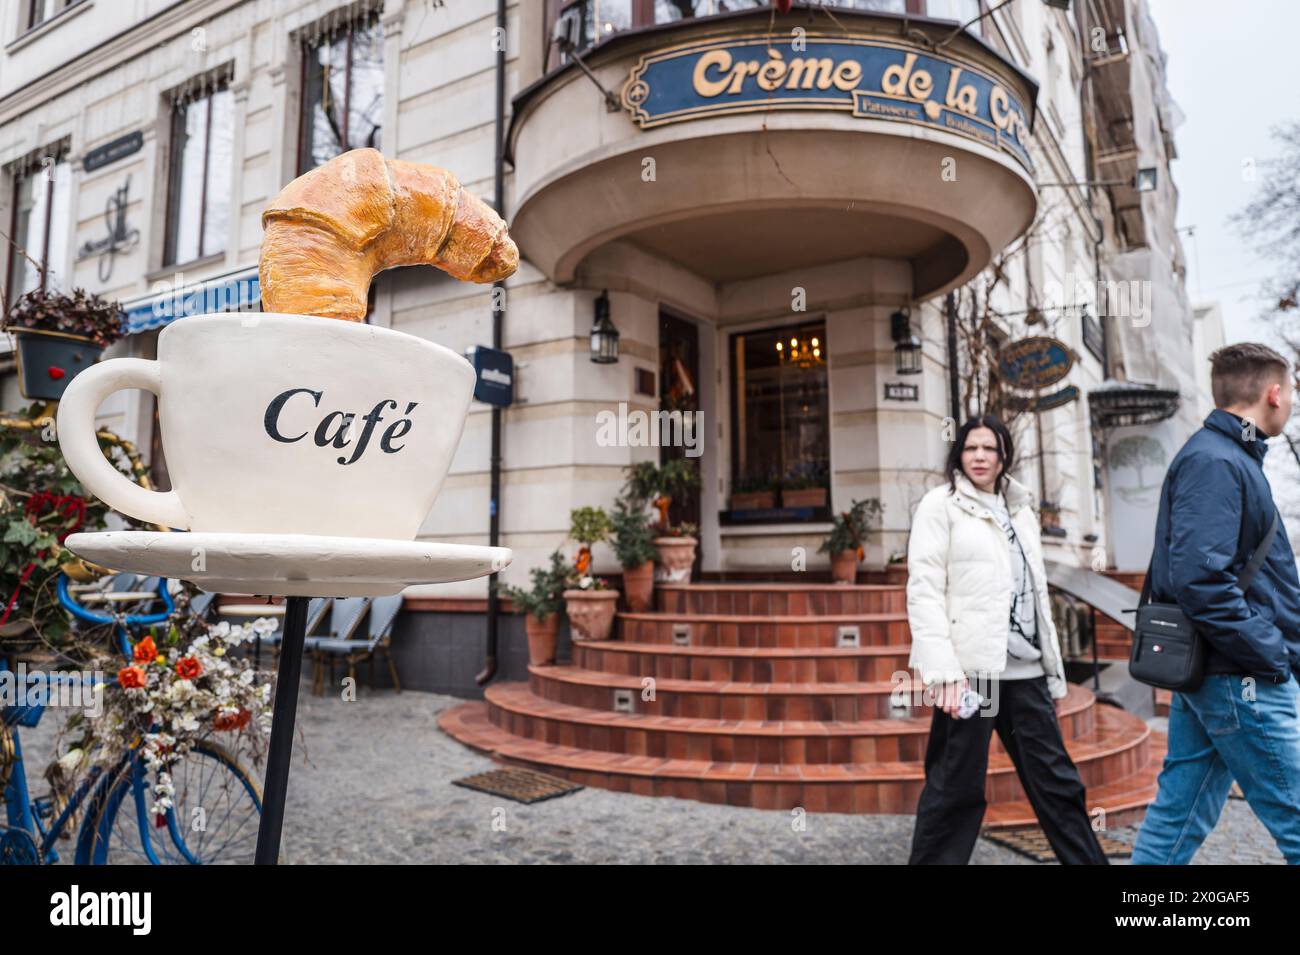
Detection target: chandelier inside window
<box><xmin>775</xmin><ymin>334</ymin><xmax>825</xmax><ymax>369</ymax></box>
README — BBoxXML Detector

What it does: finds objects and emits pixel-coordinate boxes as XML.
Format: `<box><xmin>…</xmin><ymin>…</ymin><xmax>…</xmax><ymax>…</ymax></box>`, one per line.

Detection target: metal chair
<box><xmin>250</xmin><ymin>597</ymin><xmax>331</xmax><ymax>670</ymax></box>
<box><xmin>304</xmin><ymin>595</ymin><xmax>404</xmax><ymax>695</ymax></box>
<box><xmin>304</xmin><ymin>597</ymin><xmax>372</xmax><ymax>696</ymax></box>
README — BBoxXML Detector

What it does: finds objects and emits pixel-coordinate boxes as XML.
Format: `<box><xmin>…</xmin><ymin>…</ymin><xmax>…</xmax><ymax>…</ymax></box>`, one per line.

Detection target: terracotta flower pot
<box><xmin>563</xmin><ymin>589</ymin><xmax>619</xmax><ymax>641</ymax></box>
<box><xmin>885</xmin><ymin>561</ymin><xmax>908</xmax><ymax>585</ymax></box>
<box><xmin>781</xmin><ymin>487</ymin><xmax>827</xmax><ymax>509</ymax></box>
<box><xmin>622</xmin><ymin>559</ymin><xmax>655</xmax><ymax>612</ymax></box>
<box><xmin>830</xmin><ymin>548</ymin><xmax>859</xmax><ymax>584</ymax></box>
<box><xmin>653</xmin><ymin>536</ymin><xmax>697</xmax><ymax>583</ymax></box>
<box><xmin>524</xmin><ymin>610</ymin><xmax>560</xmax><ymax>666</ymax></box>
<box><xmin>730</xmin><ymin>491</ymin><xmax>776</xmax><ymax>511</ymax></box>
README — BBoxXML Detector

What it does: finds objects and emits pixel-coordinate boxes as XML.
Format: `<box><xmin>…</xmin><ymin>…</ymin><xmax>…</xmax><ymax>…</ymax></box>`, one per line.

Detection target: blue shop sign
<box><xmin>998</xmin><ymin>336</ymin><xmax>1074</xmax><ymax>390</ymax></box>
<box><xmin>469</xmin><ymin>345</ymin><xmax>513</xmax><ymax>406</ymax></box>
<box><xmin>121</xmin><ymin>268</ymin><xmax>260</xmax><ymax>334</ymax></box>
<box><xmin>621</xmin><ymin>32</ymin><xmax>1034</xmax><ymax>173</ymax></box>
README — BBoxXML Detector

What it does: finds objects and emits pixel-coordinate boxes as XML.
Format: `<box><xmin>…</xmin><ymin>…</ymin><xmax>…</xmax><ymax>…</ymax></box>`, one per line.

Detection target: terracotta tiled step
<box><xmin>528</xmin><ymin>665</ymin><xmax>1098</xmax><ymax>739</ymax></box>
<box><xmin>485</xmin><ymin>682</ymin><xmax>1134</xmax><ymax>784</ymax></box>
<box><xmin>573</xmin><ymin>638</ymin><xmax>914</xmax><ymax>683</ymax></box>
<box><xmin>1094</xmin><ymin>618</ymin><xmax>1133</xmax><ymax>660</ymax></box>
<box><xmin>983</xmin><ymin>733</ymin><xmax>1168</xmax><ymax>830</ymax></box>
<box><xmin>439</xmin><ymin>700</ymin><xmax>1166</xmax><ymax>818</ymax></box>
<box><xmin>1153</xmin><ymin>688</ymin><xmax>1172</xmax><ymax>717</ymax></box>
<box><xmin>618</xmin><ymin>612</ymin><xmax>909</xmax><ymax>647</ymax></box>
<box><xmin>656</xmin><ymin>582</ymin><xmax>905</xmax><ymax>616</ymax></box>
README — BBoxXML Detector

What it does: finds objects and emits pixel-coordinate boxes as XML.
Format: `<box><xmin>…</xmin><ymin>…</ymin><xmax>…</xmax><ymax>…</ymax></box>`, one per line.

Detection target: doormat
<box><xmin>452</xmin><ymin>767</ymin><xmax>583</xmax><ymax>804</ymax></box>
<box><xmin>981</xmin><ymin>827</ymin><xmax>1133</xmax><ymax>862</ymax></box>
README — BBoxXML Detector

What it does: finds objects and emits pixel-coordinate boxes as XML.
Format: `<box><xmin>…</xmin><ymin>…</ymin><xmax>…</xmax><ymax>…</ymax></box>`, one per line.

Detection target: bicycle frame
<box><xmin>1</xmin><ymin>574</ymin><xmax>175</xmax><ymax>863</ymax></box>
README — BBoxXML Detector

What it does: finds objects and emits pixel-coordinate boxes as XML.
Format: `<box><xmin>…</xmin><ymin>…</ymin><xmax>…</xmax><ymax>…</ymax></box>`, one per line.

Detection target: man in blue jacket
<box><xmin>1132</xmin><ymin>342</ymin><xmax>1300</xmax><ymax>865</ymax></box>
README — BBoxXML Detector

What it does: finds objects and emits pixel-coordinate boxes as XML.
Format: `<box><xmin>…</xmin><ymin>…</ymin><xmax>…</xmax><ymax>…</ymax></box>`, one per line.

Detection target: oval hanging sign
<box><xmin>998</xmin><ymin>336</ymin><xmax>1073</xmax><ymax>390</ymax></box>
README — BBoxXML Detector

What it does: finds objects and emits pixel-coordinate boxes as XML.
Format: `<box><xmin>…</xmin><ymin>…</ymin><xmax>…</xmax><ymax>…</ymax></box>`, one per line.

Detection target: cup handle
<box><xmin>56</xmin><ymin>358</ymin><xmax>189</xmax><ymax>530</ymax></box>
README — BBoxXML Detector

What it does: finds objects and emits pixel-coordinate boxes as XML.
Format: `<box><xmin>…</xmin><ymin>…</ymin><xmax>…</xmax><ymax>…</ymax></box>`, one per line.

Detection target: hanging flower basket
<box><xmin>11</xmin><ymin>327</ymin><xmax>107</xmax><ymax>402</ymax></box>
<box><xmin>3</xmin><ymin>288</ymin><xmax>125</xmax><ymax>402</ymax></box>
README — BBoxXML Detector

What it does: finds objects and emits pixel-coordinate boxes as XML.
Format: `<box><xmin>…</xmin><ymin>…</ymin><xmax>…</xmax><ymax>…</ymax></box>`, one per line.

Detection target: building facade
<box><xmin>0</xmin><ymin>0</ymin><xmax>1200</xmax><ymax>689</ymax></box>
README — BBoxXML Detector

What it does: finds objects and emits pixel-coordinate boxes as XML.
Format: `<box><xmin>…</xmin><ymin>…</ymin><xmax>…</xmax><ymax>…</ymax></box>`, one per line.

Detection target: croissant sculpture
<box><xmin>259</xmin><ymin>147</ymin><xmax>518</xmax><ymax>321</ymax></box>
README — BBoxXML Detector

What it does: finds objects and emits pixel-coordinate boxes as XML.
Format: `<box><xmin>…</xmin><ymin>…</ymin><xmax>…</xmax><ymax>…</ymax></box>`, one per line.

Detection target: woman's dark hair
<box><xmin>946</xmin><ymin>414</ymin><xmax>1015</xmax><ymax>494</ymax></box>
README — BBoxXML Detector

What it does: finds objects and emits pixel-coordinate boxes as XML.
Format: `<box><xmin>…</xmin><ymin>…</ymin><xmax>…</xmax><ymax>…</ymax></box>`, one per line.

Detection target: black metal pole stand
<box><xmin>254</xmin><ymin>595</ymin><xmax>309</xmax><ymax>865</ymax></box>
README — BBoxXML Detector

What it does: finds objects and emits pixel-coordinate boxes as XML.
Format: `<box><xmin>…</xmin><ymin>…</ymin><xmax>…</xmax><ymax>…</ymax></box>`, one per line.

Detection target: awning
<box><xmin>121</xmin><ymin>266</ymin><xmax>260</xmax><ymax>335</ymax></box>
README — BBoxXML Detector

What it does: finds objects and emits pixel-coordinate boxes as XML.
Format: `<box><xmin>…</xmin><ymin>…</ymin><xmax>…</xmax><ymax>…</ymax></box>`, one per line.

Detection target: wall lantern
<box><xmin>890</xmin><ymin>307</ymin><xmax>922</xmax><ymax>375</ymax></box>
<box><xmin>590</xmin><ymin>289</ymin><xmax>619</xmax><ymax>364</ymax></box>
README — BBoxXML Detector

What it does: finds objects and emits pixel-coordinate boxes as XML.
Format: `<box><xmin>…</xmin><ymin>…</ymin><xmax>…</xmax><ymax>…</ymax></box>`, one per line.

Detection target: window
<box><xmin>164</xmin><ymin>78</ymin><xmax>233</xmax><ymax>266</ymax></box>
<box><xmin>24</xmin><ymin>0</ymin><xmax>83</xmax><ymax>32</ymax></box>
<box><xmin>299</xmin><ymin>8</ymin><xmax>384</xmax><ymax>175</ymax></box>
<box><xmin>6</xmin><ymin>145</ymin><xmax>71</xmax><ymax>310</ymax></box>
<box><xmin>730</xmin><ymin>320</ymin><xmax>830</xmax><ymax>504</ymax></box>
<box><xmin>552</xmin><ymin>1</ymin><xmax>976</xmax><ymax>69</ymax></box>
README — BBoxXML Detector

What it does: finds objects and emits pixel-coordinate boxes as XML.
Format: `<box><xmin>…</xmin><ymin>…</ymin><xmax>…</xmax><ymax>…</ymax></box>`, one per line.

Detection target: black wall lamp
<box><xmin>590</xmin><ymin>289</ymin><xmax>619</xmax><ymax>363</ymax></box>
<box><xmin>890</xmin><ymin>307</ymin><xmax>922</xmax><ymax>375</ymax></box>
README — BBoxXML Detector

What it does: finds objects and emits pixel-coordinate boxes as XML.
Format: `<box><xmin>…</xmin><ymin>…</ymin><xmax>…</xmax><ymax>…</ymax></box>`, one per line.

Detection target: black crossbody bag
<box><xmin>1129</xmin><ymin>508</ymin><xmax>1278</xmax><ymax>692</ymax></box>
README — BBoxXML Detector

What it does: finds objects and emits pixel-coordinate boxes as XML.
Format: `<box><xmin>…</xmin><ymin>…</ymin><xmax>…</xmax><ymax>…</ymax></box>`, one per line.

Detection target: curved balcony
<box><xmin>508</xmin><ymin>6</ymin><xmax>1039</xmax><ymax>301</ymax></box>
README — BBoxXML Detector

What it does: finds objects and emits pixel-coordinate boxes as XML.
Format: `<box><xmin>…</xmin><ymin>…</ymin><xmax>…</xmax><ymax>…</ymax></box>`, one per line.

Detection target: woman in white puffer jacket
<box><xmin>906</xmin><ymin>414</ymin><xmax>1107</xmax><ymax>865</ymax></box>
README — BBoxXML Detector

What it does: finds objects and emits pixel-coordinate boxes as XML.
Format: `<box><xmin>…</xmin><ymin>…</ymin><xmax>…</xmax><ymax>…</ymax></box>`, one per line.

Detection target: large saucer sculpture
<box><xmin>55</xmin><ymin>148</ymin><xmax>519</xmax><ymax>864</ymax></box>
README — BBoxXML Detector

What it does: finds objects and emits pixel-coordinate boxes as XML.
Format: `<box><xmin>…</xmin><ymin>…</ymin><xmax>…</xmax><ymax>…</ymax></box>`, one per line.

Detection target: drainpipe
<box><xmin>945</xmin><ymin>292</ymin><xmax>961</xmax><ymax>422</ymax></box>
<box><xmin>476</xmin><ymin>0</ymin><xmax>508</xmax><ymax>686</ymax></box>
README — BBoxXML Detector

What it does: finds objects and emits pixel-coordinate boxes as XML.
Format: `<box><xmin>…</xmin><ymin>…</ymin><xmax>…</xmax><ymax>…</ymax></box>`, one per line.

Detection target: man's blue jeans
<box><xmin>1132</xmin><ymin>673</ymin><xmax>1300</xmax><ymax>864</ymax></box>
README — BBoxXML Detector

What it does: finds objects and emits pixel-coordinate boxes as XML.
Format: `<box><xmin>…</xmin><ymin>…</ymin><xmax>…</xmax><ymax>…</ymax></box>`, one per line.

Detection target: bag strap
<box><xmin>1238</xmin><ymin>507</ymin><xmax>1280</xmax><ymax>594</ymax></box>
<box><xmin>1142</xmin><ymin>507</ymin><xmax>1279</xmax><ymax>606</ymax></box>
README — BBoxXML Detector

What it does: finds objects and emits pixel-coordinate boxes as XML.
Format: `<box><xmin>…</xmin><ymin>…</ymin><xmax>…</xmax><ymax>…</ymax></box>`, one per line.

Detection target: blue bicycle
<box><xmin>1</xmin><ymin>574</ymin><xmax>264</xmax><ymax>864</ymax></box>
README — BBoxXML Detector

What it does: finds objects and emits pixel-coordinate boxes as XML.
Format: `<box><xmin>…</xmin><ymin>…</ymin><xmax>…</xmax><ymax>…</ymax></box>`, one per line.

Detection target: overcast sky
<box><xmin>1147</xmin><ymin>0</ymin><xmax>1299</xmax><ymax>345</ymax></box>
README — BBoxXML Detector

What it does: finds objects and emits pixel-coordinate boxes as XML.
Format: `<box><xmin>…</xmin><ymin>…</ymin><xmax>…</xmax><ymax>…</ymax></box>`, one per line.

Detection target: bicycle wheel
<box><xmin>77</xmin><ymin>738</ymin><xmax>265</xmax><ymax>864</ymax></box>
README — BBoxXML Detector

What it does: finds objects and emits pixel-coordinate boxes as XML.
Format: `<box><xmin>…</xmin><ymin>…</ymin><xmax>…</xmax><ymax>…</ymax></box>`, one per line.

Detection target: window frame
<box><xmin>163</xmin><ymin>77</ymin><xmax>233</xmax><ymax>268</ymax></box>
<box><xmin>5</xmin><ymin>145</ymin><xmax>70</xmax><ymax>313</ymax></box>
<box><xmin>295</xmin><ymin>9</ymin><xmax>384</xmax><ymax>177</ymax></box>
<box><xmin>23</xmin><ymin>0</ymin><xmax>83</xmax><ymax>34</ymax></box>
<box><xmin>727</xmin><ymin>316</ymin><xmax>832</xmax><ymax>515</ymax></box>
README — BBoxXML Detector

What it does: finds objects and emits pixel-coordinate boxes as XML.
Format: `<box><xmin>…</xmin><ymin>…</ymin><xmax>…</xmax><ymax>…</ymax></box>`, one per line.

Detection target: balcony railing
<box><xmin>546</xmin><ymin>0</ymin><xmax>987</xmax><ymax>72</ymax></box>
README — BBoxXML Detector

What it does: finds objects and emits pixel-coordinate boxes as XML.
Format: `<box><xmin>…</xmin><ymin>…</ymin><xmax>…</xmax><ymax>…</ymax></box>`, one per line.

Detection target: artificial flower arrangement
<box><xmin>50</xmin><ymin>598</ymin><xmax>276</xmax><ymax>817</ymax></box>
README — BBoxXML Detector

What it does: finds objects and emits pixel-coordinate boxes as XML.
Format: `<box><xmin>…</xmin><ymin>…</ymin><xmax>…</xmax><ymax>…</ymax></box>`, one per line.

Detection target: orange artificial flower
<box><xmin>132</xmin><ymin>635</ymin><xmax>158</xmax><ymax>664</ymax></box>
<box><xmin>575</xmin><ymin>547</ymin><xmax>591</xmax><ymax>575</ymax></box>
<box><xmin>213</xmin><ymin>708</ymin><xmax>252</xmax><ymax>732</ymax></box>
<box><xmin>117</xmin><ymin>666</ymin><xmax>147</xmax><ymax>689</ymax></box>
<box><xmin>856</xmin><ymin>545</ymin><xmax>864</xmax><ymax>561</ymax></box>
<box><xmin>175</xmin><ymin>657</ymin><xmax>202</xmax><ymax>680</ymax></box>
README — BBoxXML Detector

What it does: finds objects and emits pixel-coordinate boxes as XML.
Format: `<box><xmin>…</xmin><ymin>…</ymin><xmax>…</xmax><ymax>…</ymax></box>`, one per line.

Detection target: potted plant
<box><xmin>650</xmin><ymin>458</ymin><xmax>701</xmax><ymax>582</ymax></box>
<box><xmin>729</xmin><ymin>472</ymin><xmax>778</xmax><ymax>511</ymax></box>
<box><xmin>819</xmin><ymin>498</ymin><xmax>884</xmax><ymax>584</ymax></box>
<box><xmin>500</xmin><ymin>549</ymin><xmax>570</xmax><ymax>666</ymax></box>
<box><xmin>655</xmin><ymin>520</ymin><xmax>699</xmax><ymax>583</ymax></box>
<box><xmin>562</xmin><ymin>507</ymin><xmax>619</xmax><ymax>640</ymax></box>
<box><xmin>610</xmin><ymin>492</ymin><xmax>658</xmax><ymax>611</ymax></box>
<box><xmin>568</xmin><ymin>506</ymin><xmax>612</xmax><ymax>576</ymax></box>
<box><xmin>3</xmin><ymin>288</ymin><xmax>125</xmax><ymax>401</ymax></box>
<box><xmin>562</xmin><ymin>570</ymin><xmax>618</xmax><ymax>641</ymax></box>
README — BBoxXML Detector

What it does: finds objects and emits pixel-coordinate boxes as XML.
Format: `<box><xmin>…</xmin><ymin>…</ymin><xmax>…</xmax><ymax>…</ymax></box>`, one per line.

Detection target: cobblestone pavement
<box><xmin>17</xmin><ymin>688</ymin><xmax>1285</xmax><ymax>864</ymax></box>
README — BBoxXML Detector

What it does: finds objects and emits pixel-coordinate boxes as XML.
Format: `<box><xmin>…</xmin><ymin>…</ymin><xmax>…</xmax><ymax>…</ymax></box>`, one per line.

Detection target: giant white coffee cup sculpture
<box><xmin>56</xmin><ymin>148</ymin><xmax>517</xmax><ymax>864</ymax></box>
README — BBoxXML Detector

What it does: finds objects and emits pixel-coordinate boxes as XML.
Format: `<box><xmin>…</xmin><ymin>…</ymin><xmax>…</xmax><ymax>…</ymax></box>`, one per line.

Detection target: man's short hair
<box><xmin>1210</xmin><ymin>342</ymin><xmax>1290</xmax><ymax>408</ymax></box>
